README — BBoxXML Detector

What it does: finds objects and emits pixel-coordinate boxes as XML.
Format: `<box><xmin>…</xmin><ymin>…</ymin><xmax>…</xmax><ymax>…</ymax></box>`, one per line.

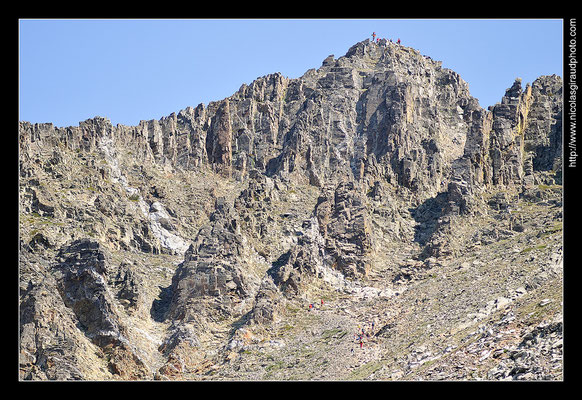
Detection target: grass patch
<box><xmin>537</xmin><ymin>184</ymin><xmax>561</xmax><ymax>191</ymax></box>
<box><xmin>321</xmin><ymin>328</ymin><xmax>348</xmax><ymax>341</ymax></box>
<box><xmin>349</xmin><ymin>360</ymin><xmax>384</xmax><ymax>380</ymax></box>
<box><xmin>516</xmin><ymin>279</ymin><xmax>563</xmax><ymax>325</ymax></box>
<box><xmin>285</xmin><ymin>304</ymin><xmax>300</xmax><ymax>314</ymax></box>
<box><xmin>537</xmin><ymin>222</ymin><xmax>563</xmax><ymax>239</ymax></box>
<box><xmin>547</xmin><ymin>222</ymin><xmax>562</xmax><ymax>234</ymax></box>
<box><xmin>265</xmin><ymin>360</ymin><xmax>286</xmax><ymax>372</ymax></box>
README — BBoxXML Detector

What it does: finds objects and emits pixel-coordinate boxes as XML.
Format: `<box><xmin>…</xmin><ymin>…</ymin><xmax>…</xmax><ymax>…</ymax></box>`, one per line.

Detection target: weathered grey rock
<box><xmin>524</xmin><ymin>75</ymin><xmax>563</xmax><ymax>176</ymax></box>
<box><xmin>166</xmin><ymin>196</ymin><xmax>260</xmax><ymax>322</ymax></box>
<box><xmin>269</xmin><ymin>231</ymin><xmax>322</xmax><ymax>297</ymax></box>
<box><xmin>245</xmin><ymin>275</ymin><xmax>286</xmax><ymax>325</ymax></box>
<box><xmin>113</xmin><ymin>260</ymin><xmax>145</xmax><ymax>314</ymax></box>
<box><xmin>316</xmin><ymin>181</ymin><xmax>374</xmax><ymax>278</ymax></box>
<box><xmin>52</xmin><ymin>239</ymin><xmax>127</xmax><ymax>347</ymax></box>
<box><xmin>20</xmin><ymin>254</ymin><xmax>96</xmax><ymax>380</ymax></box>
<box><xmin>487</xmin><ymin>318</ymin><xmax>563</xmax><ymax>380</ymax></box>
<box><xmin>19</xmin><ymin>239</ymin><xmax>152</xmax><ymax>380</ymax></box>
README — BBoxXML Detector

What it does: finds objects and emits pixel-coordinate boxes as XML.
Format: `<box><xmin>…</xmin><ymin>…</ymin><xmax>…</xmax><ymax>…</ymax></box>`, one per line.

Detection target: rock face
<box><xmin>315</xmin><ymin>181</ymin><xmax>373</xmax><ymax>278</ymax></box>
<box><xmin>19</xmin><ymin>39</ymin><xmax>563</xmax><ymax>381</ymax></box>
<box><xmin>167</xmin><ymin>196</ymin><xmax>260</xmax><ymax>322</ymax></box>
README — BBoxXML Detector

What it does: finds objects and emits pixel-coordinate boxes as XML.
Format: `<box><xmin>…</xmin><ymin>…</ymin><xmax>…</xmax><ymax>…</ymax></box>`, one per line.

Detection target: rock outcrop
<box><xmin>315</xmin><ymin>181</ymin><xmax>373</xmax><ymax>278</ymax></box>
<box><xmin>166</xmin><ymin>196</ymin><xmax>261</xmax><ymax>323</ymax></box>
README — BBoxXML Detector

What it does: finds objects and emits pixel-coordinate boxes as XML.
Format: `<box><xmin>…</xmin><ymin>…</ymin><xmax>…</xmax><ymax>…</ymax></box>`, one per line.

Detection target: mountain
<box><xmin>19</xmin><ymin>38</ymin><xmax>563</xmax><ymax>381</ymax></box>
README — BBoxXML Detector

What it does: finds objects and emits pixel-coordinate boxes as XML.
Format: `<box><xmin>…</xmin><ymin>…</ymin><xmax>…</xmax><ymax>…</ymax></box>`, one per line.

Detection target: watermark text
<box><xmin>569</xmin><ymin>18</ymin><xmax>578</xmax><ymax>167</ymax></box>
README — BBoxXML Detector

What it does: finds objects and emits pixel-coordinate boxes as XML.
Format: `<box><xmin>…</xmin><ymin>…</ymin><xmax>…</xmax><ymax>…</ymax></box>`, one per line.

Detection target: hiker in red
<box><xmin>397</xmin><ymin>38</ymin><xmax>401</xmax><ymax>45</ymax></box>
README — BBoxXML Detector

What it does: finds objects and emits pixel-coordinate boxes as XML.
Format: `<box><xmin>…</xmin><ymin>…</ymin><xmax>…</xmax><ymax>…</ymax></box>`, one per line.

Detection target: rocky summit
<box><xmin>19</xmin><ymin>39</ymin><xmax>563</xmax><ymax>381</ymax></box>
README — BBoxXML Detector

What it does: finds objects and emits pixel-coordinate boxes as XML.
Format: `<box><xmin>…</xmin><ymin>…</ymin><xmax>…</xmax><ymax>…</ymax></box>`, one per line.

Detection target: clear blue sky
<box><xmin>19</xmin><ymin>19</ymin><xmax>563</xmax><ymax>128</ymax></box>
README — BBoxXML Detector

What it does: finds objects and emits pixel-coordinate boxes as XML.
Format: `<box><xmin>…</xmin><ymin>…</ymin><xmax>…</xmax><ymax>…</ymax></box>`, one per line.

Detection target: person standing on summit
<box><xmin>372</xmin><ymin>32</ymin><xmax>376</xmax><ymax>41</ymax></box>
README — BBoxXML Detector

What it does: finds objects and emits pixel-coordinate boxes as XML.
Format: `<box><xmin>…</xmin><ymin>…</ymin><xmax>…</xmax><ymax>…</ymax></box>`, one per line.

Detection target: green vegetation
<box><xmin>348</xmin><ymin>360</ymin><xmax>384</xmax><ymax>380</ymax></box>
<box><xmin>515</xmin><ymin>279</ymin><xmax>563</xmax><ymax>326</ymax></box>
<box><xmin>265</xmin><ymin>360</ymin><xmax>286</xmax><ymax>372</ymax></box>
<box><xmin>320</xmin><ymin>328</ymin><xmax>347</xmax><ymax>341</ymax></box>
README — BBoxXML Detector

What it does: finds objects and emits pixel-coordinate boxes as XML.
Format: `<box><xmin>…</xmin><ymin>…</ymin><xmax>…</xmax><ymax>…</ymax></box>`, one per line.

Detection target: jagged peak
<box><xmin>342</xmin><ymin>38</ymin><xmax>441</xmax><ymax>67</ymax></box>
<box><xmin>19</xmin><ymin>33</ymin><xmax>564</xmax><ymax>382</ymax></box>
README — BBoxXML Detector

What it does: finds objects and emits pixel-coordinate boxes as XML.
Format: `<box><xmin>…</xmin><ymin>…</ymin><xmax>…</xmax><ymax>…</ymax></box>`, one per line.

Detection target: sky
<box><xmin>19</xmin><ymin>18</ymin><xmax>564</xmax><ymax>128</ymax></box>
